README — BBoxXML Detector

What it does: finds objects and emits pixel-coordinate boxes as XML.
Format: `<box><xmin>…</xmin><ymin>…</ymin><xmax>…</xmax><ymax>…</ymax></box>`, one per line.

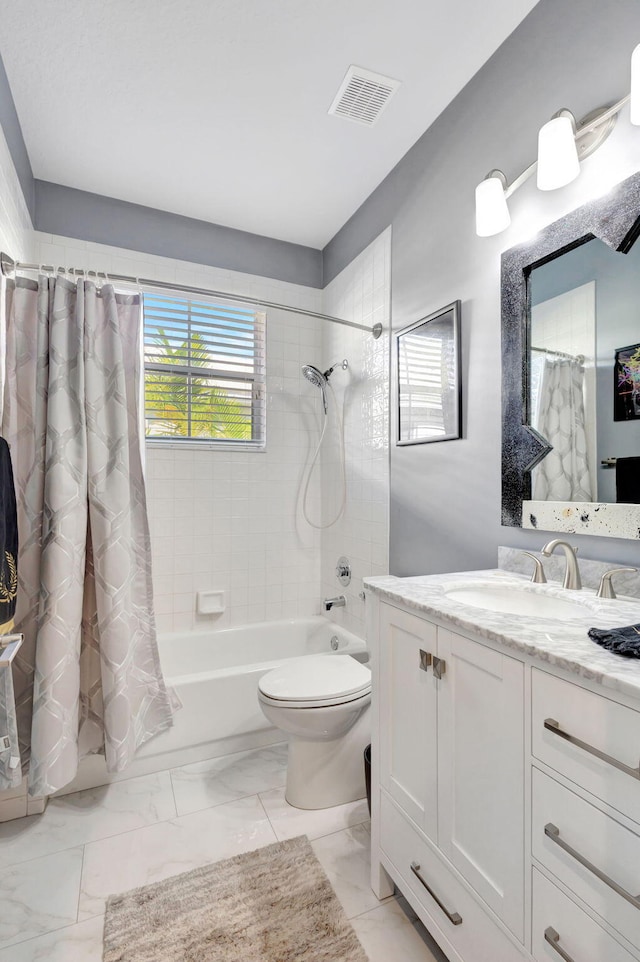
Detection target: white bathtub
<box><xmin>144</xmin><ymin>616</ymin><xmax>367</xmax><ymax>758</ymax></box>
<box><xmin>57</xmin><ymin>616</ymin><xmax>366</xmax><ymax>796</ymax></box>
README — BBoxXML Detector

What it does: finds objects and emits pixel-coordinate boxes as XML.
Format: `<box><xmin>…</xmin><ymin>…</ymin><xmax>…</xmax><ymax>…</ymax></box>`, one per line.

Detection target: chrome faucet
<box><xmin>324</xmin><ymin>595</ymin><xmax>346</xmax><ymax>611</ymax></box>
<box><xmin>596</xmin><ymin>567</ymin><xmax>637</xmax><ymax>599</ymax></box>
<box><xmin>541</xmin><ymin>539</ymin><xmax>582</xmax><ymax>590</ymax></box>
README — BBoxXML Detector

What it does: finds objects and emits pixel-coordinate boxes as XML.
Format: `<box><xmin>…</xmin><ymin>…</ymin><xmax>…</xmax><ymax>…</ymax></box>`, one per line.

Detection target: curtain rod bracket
<box><xmin>0</xmin><ymin>252</ymin><xmax>15</xmax><ymax>277</ymax></box>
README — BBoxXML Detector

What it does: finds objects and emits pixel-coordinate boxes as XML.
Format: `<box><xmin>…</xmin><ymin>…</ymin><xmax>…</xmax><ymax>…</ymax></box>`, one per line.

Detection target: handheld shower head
<box><xmin>302</xmin><ymin>364</ymin><xmax>328</xmax><ymax>413</ymax></box>
<box><xmin>301</xmin><ymin>364</ymin><xmax>327</xmax><ymax>389</ymax></box>
<box><xmin>301</xmin><ymin>360</ymin><xmax>348</xmax><ymax>415</ymax></box>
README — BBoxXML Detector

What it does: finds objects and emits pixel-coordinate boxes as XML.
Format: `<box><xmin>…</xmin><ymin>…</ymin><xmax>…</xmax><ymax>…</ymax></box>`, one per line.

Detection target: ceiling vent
<box><xmin>328</xmin><ymin>66</ymin><xmax>401</xmax><ymax>127</ymax></box>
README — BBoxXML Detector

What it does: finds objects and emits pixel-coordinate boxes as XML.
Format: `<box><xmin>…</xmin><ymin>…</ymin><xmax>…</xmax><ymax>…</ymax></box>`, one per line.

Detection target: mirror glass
<box><xmin>397</xmin><ymin>301</ymin><xmax>461</xmax><ymax>445</ymax></box>
<box><xmin>528</xmin><ymin>236</ymin><xmax>640</xmax><ymax>504</ymax></box>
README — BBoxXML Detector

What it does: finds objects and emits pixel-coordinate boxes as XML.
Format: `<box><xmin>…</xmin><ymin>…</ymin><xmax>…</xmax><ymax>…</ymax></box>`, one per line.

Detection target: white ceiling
<box><xmin>0</xmin><ymin>0</ymin><xmax>540</xmax><ymax>248</ymax></box>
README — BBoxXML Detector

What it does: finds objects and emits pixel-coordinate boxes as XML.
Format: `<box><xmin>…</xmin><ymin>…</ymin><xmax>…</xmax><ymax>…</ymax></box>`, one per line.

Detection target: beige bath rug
<box><xmin>102</xmin><ymin>834</ymin><xmax>370</xmax><ymax>962</ymax></box>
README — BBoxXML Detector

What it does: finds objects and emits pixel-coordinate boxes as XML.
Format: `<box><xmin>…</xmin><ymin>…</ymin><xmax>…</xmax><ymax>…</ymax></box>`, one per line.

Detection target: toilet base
<box><xmin>284</xmin><ymin>706</ymin><xmax>370</xmax><ymax>810</ymax></box>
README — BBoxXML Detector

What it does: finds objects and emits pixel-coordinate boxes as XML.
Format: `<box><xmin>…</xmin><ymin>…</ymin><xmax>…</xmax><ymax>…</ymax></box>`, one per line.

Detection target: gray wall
<box><xmin>532</xmin><ymin>238</ymin><xmax>640</xmax><ymax>502</ymax></box>
<box><xmin>34</xmin><ymin>181</ymin><xmax>323</xmax><ymax>288</ymax></box>
<box><xmin>324</xmin><ymin>0</ymin><xmax>640</xmax><ymax>573</ymax></box>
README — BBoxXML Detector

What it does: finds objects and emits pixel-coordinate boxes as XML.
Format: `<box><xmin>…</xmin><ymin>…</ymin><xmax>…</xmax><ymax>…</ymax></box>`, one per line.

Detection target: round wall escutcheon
<box><xmin>336</xmin><ymin>556</ymin><xmax>351</xmax><ymax>586</ymax></box>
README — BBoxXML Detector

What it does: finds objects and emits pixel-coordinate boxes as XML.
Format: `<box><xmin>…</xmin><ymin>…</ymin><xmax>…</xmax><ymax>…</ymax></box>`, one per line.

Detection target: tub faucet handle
<box><xmin>324</xmin><ymin>595</ymin><xmax>346</xmax><ymax>611</ymax></box>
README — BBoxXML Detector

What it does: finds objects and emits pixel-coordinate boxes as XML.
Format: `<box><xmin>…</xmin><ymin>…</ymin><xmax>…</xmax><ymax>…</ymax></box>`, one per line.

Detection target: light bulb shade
<box><xmin>631</xmin><ymin>43</ymin><xmax>640</xmax><ymax>126</ymax></box>
<box><xmin>475</xmin><ymin>175</ymin><xmax>510</xmax><ymax>237</ymax></box>
<box><xmin>536</xmin><ymin>115</ymin><xmax>580</xmax><ymax>190</ymax></box>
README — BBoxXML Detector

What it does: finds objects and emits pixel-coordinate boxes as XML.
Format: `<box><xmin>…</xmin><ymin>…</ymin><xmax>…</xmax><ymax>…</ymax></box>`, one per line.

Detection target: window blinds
<box><xmin>143</xmin><ymin>293</ymin><xmax>266</xmax><ymax>444</ymax></box>
<box><xmin>398</xmin><ymin>333</ymin><xmax>447</xmax><ymax>438</ymax></box>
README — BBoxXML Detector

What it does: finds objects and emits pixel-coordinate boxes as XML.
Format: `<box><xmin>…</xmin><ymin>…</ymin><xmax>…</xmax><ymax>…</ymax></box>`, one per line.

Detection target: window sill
<box><xmin>145</xmin><ymin>439</ymin><xmax>266</xmax><ymax>453</ymax></box>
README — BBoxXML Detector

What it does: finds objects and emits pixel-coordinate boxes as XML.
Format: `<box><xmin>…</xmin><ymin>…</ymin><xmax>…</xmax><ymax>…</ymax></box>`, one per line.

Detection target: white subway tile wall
<box><xmin>320</xmin><ymin>229</ymin><xmax>391</xmax><ymax>637</ymax></box>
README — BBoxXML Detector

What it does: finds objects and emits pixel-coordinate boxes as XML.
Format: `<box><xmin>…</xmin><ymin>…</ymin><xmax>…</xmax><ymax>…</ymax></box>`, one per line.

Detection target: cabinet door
<box><xmin>379</xmin><ymin>603</ymin><xmax>438</xmax><ymax>841</ymax></box>
<box><xmin>437</xmin><ymin>628</ymin><xmax>525</xmax><ymax>941</ymax></box>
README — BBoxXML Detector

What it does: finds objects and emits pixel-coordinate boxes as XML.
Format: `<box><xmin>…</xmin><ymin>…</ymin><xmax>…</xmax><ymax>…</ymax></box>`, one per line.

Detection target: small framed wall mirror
<box><xmin>396</xmin><ymin>300</ymin><xmax>461</xmax><ymax>445</ymax></box>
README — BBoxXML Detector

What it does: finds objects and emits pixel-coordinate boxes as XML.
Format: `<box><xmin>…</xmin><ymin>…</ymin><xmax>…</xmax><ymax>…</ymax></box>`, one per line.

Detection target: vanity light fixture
<box><xmin>536</xmin><ymin>111</ymin><xmax>580</xmax><ymax>191</ymax></box>
<box><xmin>475</xmin><ymin>170</ymin><xmax>511</xmax><ymax>236</ymax></box>
<box><xmin>476</xmin><ymin>42</ymin><xmax>640</xmax><ymax>237</ymax></box>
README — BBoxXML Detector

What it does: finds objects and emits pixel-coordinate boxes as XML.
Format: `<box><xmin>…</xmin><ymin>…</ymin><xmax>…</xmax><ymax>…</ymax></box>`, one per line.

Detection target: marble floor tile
<box><xmin>170</xmin><ymin>743</ymin><xmax>288</xmax><ymax>816</ymax></box>
<box><xmin>0</xmin><ymin>771</ymin><xmax>176</xmax><ymax>868</ymax></box>
<box><xmin>259</xmin><ymin>786</ymin><xmax>369</xmax><ymax>841</ymax></box>
<box><xmin>79</xmin><ymin>793</ymin><xmax>277</xmax><ymax>920</ymax></box>
<box><xmin>0</xmin><ymin>917</ymin><xmax>104</xmax><ymax>962</ymax></box>
<box><xmin>351</xmin><ymin>899</ymin><xmax>450</xmax><ymax>962</ymax></box>
<box><xmin>0</xmin><ymin>847</ymin><xmax>84</xmax><ymax>949</ymax></box>
<box><xmin>311</xmin><ymin>821</ymin><xmax>390</xmax><ymax>919</ymax></box>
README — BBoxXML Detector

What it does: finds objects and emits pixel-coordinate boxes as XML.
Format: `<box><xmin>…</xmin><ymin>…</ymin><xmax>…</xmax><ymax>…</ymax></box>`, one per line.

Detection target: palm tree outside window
<box><xmin>143</xmin><ymin>294</ymin><xmax>266</xmax><ymax>445</ymax></box>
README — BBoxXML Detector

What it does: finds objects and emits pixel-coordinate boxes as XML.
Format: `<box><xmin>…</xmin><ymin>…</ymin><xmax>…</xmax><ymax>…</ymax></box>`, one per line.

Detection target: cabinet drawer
<box><xmin>380</xmin><ymin>792</ymin><xmax>523</xmax><ymax>962</ymax></box>
<box><xmin>532</xmin><ymin>768</ymin><xmax>640</xmax><ymax>950</ymax></box>
<box><xmin>532</xmin><ymin>868</ymin><xmax>637</xmax><ymax>962</ymax></box>
<box><xmin>532</xmin><ymin>668</ymin><xmax>640</xmax><ymax>825</ymax></box>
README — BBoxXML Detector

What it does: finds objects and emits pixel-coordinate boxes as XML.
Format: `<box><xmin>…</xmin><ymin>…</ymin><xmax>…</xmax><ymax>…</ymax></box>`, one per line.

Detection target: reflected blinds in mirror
<box><xmin>397</xmin><ymin>302</ymin><xmax>460</xmax><ymax>445</ymax></box>
<box><xmin>398</xmin><ymin>331</ymin><xmax>447</xmax><ymax>439</ymax></box>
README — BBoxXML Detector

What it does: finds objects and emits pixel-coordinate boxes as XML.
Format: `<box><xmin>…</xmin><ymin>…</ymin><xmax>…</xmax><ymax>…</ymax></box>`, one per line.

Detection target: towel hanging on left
<box><xmin>0</xmin><ymin>436</ymin><xmax>20</xmax><ymax>790</ymax></box>
<box><xmin>0</xmin><ymin>437</ymin><xmax>18</xmax><ymax>633</ymax></box>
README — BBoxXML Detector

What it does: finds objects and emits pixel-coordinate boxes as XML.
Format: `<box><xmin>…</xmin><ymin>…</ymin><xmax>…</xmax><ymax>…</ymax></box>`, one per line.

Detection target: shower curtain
<box><xmin>3</xmin><ymin>275</ymin><xmax>173</xmax><ymax>796</ymax></box>
<box><xmin>531</xmin><ymin>356</ymin><xmax>592</xmax><ymax>502</ymax></box>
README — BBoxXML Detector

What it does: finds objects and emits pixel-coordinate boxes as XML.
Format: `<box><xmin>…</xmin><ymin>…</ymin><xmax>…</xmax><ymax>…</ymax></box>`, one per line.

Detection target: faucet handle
<box><xmin>596</xmin><ymin>567</ymin><xmax>637</xmax><ymax>600</ymax></box>
<box><xmin>520</xmin><ymin>551</ymin><xmax>547</xmax><ymax>584</ymax></box>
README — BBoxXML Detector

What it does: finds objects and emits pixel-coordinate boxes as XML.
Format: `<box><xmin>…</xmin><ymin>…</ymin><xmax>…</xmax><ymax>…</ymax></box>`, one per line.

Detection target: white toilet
<box><xmin>258</xmin><ymin>654</ymin><xmax>371</xmax><ymax>810</ymax></box>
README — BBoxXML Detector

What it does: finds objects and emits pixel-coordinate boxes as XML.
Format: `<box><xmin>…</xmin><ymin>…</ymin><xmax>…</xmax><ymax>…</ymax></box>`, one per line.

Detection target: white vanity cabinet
<box><xmin>374</xmin><ymin>600</ymin><xmax>525</xmax><ymax>958</ymax></box>
<box><xmin>367</xmin><ymin>584</ymin><xmax>640</xmax><ymax>962</ymax></box>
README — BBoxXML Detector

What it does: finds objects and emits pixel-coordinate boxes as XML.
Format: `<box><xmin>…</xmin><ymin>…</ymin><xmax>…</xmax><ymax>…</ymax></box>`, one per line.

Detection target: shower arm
<box><xmin>0</xmin><ymin>252</ymin><xmax>384</xmax><ymax>339</ymax></box>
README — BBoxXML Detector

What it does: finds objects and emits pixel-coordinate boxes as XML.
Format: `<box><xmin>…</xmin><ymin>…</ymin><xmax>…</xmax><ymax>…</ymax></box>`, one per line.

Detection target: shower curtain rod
<box><xmin>531</xmin><ymin>345</ymin><xmax>585</xmax><ymax>364</ymax></box>
<box><xmin>0</xmin><ymin>252</ymin><xmax>383</xmax><ymax>339</ymax></box>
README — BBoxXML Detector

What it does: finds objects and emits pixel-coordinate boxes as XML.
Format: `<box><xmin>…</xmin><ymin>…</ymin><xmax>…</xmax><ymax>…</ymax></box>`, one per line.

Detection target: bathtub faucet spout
<box><xmin>323</xmin><ymin>595</ymin><xmax>346</xmax><ymax>611</ymax></box>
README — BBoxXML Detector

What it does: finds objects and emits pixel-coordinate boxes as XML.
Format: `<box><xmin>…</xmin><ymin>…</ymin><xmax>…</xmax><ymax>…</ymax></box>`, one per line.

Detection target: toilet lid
<box><xmin>258</xmin><ymin>655</ymin><xmax>371</xmax><ymax>703</ymax></box>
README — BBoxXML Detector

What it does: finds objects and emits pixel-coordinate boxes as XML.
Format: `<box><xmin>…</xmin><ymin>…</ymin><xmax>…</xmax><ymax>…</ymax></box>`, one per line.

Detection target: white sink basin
<box><xmin>444</xmin><ymin>585</ymin><xmax>589</xmax><ymax>619</ymax></box>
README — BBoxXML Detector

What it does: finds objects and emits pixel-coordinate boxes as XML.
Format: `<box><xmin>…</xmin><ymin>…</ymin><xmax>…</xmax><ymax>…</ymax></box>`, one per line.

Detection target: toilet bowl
<box><xmin>258</xmin><ymin>654</ymin><xmax>371</xmax><ymax>810</ymax></box>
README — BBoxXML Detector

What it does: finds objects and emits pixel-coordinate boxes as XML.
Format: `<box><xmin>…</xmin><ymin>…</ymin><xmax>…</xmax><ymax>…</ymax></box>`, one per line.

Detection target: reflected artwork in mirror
<box><xmin>396</xmin><ymin>301</ymin><xmax>461</xmax><ymax>445</ymax></box>
<box><xmin>501</xmin><ymin>169</ymin><xmax>640</xmax><ymax>538</ymax></box>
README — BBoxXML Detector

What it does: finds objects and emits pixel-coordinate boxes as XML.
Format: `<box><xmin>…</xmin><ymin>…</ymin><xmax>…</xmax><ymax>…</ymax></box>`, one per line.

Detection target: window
<box><xmin>143</xmin><ymin>293</ymin><xmax>266</xmax><ymax>446</ymax></box>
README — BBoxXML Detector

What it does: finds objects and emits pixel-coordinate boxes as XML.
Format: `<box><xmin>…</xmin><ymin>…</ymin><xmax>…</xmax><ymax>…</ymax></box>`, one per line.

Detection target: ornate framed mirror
<box><xmin>501</xmin><ymin>169</ymin><xmax>640</xmax><ymax>539</ymax></box>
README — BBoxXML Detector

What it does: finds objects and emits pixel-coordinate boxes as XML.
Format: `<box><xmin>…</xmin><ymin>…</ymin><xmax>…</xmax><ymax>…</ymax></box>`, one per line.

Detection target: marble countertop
<box><xmin>364</xmin><ymin>569</ymin><xmax>640</xmax><ymax>701</ymax></box>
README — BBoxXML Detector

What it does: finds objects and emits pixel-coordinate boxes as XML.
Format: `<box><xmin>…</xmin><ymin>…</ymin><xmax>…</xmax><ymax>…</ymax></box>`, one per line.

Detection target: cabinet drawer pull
<box><xmin>419</xmin><ymin>649</ymin><xmax>432</xmax><ymax>672</ymax></box>
<box><xmin>432</xmin><ymin>656</ymin><xmax>446</xmax><ymax>680</ymax></box>
<box><xmin>544</xmin><ymin>823</ymin><xmax>640</xmax><ymax>911</ymax></box>
<box><xmin>543</xmin><ymin>718</ymin><xmax>640</xmax><ymax>781</ymax></box>
<box><xmin>544</xmin><ymin>927</ymin><xmax>578</xmax><ymax>962</ymax></box>
<box><xmin>410</xmin><ymin>861</ymin><xmax>462</xmax><ymax>925</ymax></box>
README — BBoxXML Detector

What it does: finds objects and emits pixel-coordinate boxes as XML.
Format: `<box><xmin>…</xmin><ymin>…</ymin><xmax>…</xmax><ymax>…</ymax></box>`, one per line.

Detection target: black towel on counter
<box><xmin>0</xmin><ymin>439</ymin><xmax>18</xmax><ymax>633</ymax></box>
<box><xmin>615</xmin><ymin>456</ymin><xmax>640</xmax><ymax>504</ymax></box>
<box><xmin>588</xmin><ymin>624</ymin><xmax>640</xmax><ymax>658</ymax></box>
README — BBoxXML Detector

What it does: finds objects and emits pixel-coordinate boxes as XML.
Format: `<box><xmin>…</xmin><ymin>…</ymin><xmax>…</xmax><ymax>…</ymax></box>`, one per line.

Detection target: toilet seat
<box><xmin>258</xmin><ymin>654</ymin><xmax>371</xmax><ymax>708</ymax></box>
